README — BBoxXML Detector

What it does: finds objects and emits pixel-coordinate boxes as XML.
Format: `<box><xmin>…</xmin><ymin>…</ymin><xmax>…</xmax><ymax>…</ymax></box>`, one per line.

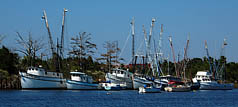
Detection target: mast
<box><xmin>142</xmin><ymin>18</ymin><xmax>156</xmax><ymax>76</ymax></box>
<box><xmin>169</xmin><ymin>36</ymin><xmax>178</xmax><ymax>77</ymax></box>
<box><xmin>216</xmin><ymin>38</ymin><xmax>227</xmax><ymax>80</ymax></box>
<box><xmin>181</xmin><ymin>34</ymin><xmax>190</xmax><ymax>79</ymax></box>
<box><xmin>148</xmin><ymin>18</ymin><xmax>155</xmax><ymax>53</ymax></box>
<box><xmin>60</xmin><ymin>8</ymin><xmax>68</xmax><ymax>59</ymax></box>
<box><xmin>205</xmin><ymin>40</ymin><xmax>213</xmax><ymax>75</ymax></box>
<box><xmin>131</xmin><ymin>17</ymin><xmax>135</xmax><ymax>64</ymax></box>
<box><xmin>149</xmin><ymin>18</ymin><xmax>156</xmax><ymax>76</ymax></box>
<box><xmin>142</xmin><ymin>25</ymin><xmax>148</xmax><ymax>63</ymax></box>
<box><xmin>158</xmin><ymin>24</ymin><xmax>163</xmax><ymax>63</ymax></box>
<box><xmin>42</xmin><ymin>10</ymin><xmax>55</xmax><ymax>56</ymax></box>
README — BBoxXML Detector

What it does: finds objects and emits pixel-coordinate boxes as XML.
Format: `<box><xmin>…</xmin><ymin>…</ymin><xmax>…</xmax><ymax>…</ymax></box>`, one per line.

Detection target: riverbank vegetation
<box><xmin>0</xmin><ymin>32</ymin><xmax>237</xmax><ymax>89</ymax></box>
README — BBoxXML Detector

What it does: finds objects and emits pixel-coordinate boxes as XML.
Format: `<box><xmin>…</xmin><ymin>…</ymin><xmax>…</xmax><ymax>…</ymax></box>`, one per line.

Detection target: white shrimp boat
<box><xmin>66</xmin><ymin>72</ymin><xmax>99</xmax><ymax>90</ymax></box>
<box><xmin>133</xmin><ymin>74</ymin><xmax>154</xmax><ymax>90</ymax></box>
<box><xmin>105</xmin><ymin>68</ymin><xmax>133</xmax><ymax>89</ymax></box>
<box><xmin>19</xmin><ymin>66</ymin><xmax>66</xmax><ymax>89</ymax></box>
<box><xmin>192</xmin><ymin>71</ymin><xmax>233</xmax><ymax>90</ymax></box>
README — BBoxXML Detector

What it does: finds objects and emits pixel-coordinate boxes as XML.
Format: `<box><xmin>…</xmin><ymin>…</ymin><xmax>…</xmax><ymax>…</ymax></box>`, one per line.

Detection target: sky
<box><xmin>0</xmin><ymin>0</ymin><xmax>238</xmax><ymax>63</ymax></box>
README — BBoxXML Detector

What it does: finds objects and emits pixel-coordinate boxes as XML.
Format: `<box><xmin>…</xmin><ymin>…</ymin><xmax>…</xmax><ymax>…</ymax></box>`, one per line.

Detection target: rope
<box><xmin>119</xmin><ymin>28</ymin><xmax>131</xmax><ymax>60</ymax></box>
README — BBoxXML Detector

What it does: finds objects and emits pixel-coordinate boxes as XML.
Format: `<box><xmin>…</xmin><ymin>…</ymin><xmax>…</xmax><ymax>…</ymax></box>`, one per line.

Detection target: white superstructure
<box><xmin>19</xmin><ymin>66</ymin><xmax>66</xmax><ymax>89</ymax></box>
<box><xmin>66</xmin><ymin>72</ymin><xmax>99</xmax><ymax>90</ymax></box>
<box><xmin>192</xmin><ymin>71</ymin><xmax>233</xmax><ymax>90</ymax></box>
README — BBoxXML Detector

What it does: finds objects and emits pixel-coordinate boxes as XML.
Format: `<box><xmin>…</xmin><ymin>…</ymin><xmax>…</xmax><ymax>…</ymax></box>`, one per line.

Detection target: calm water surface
<box><xmin>0</xmin><ymin>89</ymin><xmax>238</xmax><ymax>107</ymax></box>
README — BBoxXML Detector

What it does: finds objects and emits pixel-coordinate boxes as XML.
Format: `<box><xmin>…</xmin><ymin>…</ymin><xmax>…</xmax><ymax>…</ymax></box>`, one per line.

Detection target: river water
<box><xmin>0</xmin><ymin>89</ymin><xmax>237</xmax><ymax>107</ymax></box>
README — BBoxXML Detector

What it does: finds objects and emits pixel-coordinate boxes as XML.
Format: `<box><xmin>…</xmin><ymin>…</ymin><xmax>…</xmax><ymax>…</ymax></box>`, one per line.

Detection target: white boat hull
<box><xmin>133</xmin><ymin>78</ymin><xmax>153</xmax><ymax>89</ymax></box>
<box><xmin>199</xmin><ymin>82</ymin><xmax>233</xmax><ymax>90</ymax></box>
<box><xmin>19</xmin><ymin>72</ymin><xmax>66</xmax><ymax>89</ymax></box>
<box><xmin>139</xmin><ymin>87</ymin><xmax>161</xmax><ymax>93</ymax></box>
<box><xmin>66</xmin><ymin>80</ymin><xmax>99</xmax><ymax>90</ymax></box>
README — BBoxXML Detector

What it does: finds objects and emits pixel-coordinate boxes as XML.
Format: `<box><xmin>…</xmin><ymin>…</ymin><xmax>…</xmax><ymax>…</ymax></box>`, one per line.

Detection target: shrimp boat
<box><xmin>192</xmin><ymin>71</ymin><xmax>233</xmax><ymax>90</ymax></box>
<box><xmin>132</xmin><ymin>74</ymin><xmax>154</xmax><ymax>89</ymax></box>
<box><xmin>19</xmin><ymin>66</ymin><xmax>66</xmax><ymax>89</ymax></box>
<box><xmin>66</xmin><ymin>71</ymin><xmax>99</xmax><ymax>90</ymax></box>
<box><xmin>105</xmin><ymin>68</ymin><xmax>133</xmax><ymax>89</ymax></box>
<box><xmin>195</xmin><ymin>39</ymin><xmax>234</xmax><ymax>90</ymax></box>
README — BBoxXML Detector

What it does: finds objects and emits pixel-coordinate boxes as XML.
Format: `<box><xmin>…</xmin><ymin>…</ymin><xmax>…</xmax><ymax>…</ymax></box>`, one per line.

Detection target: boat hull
<box><xmin>19</xmin><ymin>72</ymin><xmax>66</xmax><ymax>89</ymax></box>
<box><xmin>133</xmin><ymin>78</ymin><xmax>153</xmax><ymax>89</ymax></box>
<box><xmin>190</xmin><ymin>83</ymin><xmax>200</xmax><ymax>90</ymax></box>
<box><xmin>199</xmin><ymin>83</ymin><xmax>233</xmax><ymax>90</ymax></box>
<box><xmin>139</xmin><ymin>87</ymin><xmax>161</xmax><ymax>93</ymax></box>
<box><xmin>66</xmin><ymin>80</ymin><xmax>99</xmax><ymax>90</ymax></box>
<box><xmin>105</xmin><ymin>73</ymin><xmax>133</xmax><ymax>89</ymax></box>
<box><xmin>100</xmin><ymin>83</ymin><xmax>122</xmax><ymax>91</ymax></box>
<box><xmin>164</xmin><ymin>86</ymin><xmax>191</xmax><ymax>92</ymax></box>
<box><xmin>104</xmin><ymin>86</ymin><xmax>121</xmax><ymax>91</ymax></box>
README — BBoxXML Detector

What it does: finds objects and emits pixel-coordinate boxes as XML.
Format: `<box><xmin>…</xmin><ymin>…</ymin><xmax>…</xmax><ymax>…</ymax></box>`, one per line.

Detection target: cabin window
<box><xmin>53</xmin><ymin>73</ymin><xmax>55</xmax><ymax>75</ymax></box>
<box><xmin>45</xmin><ymin>72</ymin><xmax>47</xmax><ymax>75</ymax></box>
<box><xmin>57</xmin><ymin>73</ymin><xmax>59</xmax><ymax>76</ymax></box>
<box><xmin>121</xmin><ymin>71</ymin><xmax>123</xmax><ymax>74</ymax></box>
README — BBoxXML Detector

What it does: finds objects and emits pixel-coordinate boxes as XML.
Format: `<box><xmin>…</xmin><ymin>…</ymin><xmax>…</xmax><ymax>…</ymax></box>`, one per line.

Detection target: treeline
<box><xmin>0</xmin><ymin>32</ymin><xmax>237</xmax><ymax>86</ymax></box>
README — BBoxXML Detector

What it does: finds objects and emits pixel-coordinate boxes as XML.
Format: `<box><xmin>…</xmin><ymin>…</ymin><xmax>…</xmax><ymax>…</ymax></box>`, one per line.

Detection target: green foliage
<box><xmin>0</xmin><ymin>46</ymin><xmax>19</xmax><ymax>74</ymax></box>
<box><xmin>0</xmin><ymin>69</ymin><xmax>9</xmax><ymax>79</ymax></box>
<box><xmin>226</xmin><ymin>62</ymin><xmax>238</xmax><ymax>82</ymax></box>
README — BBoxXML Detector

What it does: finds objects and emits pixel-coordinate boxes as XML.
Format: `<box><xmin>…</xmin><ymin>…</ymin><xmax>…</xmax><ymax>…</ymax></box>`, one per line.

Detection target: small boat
<box><xmin>139</xmin><ymin>83</ymin><xmax>161</xmax><ymax>93</ymax></box>
<box><xmin>19</xmin><ymin>66</ymin><xmax>66</xmax><ymax>89</ymax></box>
<box><xmin>100</xmin><ymin>82</ymin><xmax>125</xmax><ymax>91</ymax></box>
<box><xmin>66</xmin><ymin>71</ymin><xmax>99</xmax><ymax>90</ymax></box>
<box><xmin>192</xmin><ymin>71</ymin><xmax>233</xmax><ymax>90</ymax></box>
<box><xmin>164</xmin><ymin>80</ymin><xmax>191</xmax><ymax>92</ymax></box>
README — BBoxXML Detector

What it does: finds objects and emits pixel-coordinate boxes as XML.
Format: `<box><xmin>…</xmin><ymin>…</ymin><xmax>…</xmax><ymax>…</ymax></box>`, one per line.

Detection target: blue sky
<box><xmin>0</xmin><ymin>0</ymin><xmax>238</xmax><ymax>63</ymax></box>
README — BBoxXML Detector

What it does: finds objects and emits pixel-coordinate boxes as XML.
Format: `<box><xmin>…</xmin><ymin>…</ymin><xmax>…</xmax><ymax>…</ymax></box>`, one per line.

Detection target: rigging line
<box><xmin>135</xmin><ymin>37</ymin><xmax>145</xmax><ymax>56</ymax></box>
<box><xmin>119</xmin><ymin>28</ymin><xmax>131</xmax><ymax>59</ymax></box>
